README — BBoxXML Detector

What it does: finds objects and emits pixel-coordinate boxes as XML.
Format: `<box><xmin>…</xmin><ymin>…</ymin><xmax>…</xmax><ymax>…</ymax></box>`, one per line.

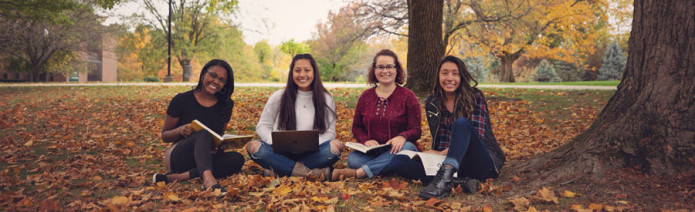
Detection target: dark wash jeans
<box><xmin>391</xmin><ymin>118</ymin><xmax>495</xmax><ymax>183</ymax></box>
<box><xmin>248</xmin><ymin>140</ymin><xmax>340</xmax><ymax>176</ymax></box>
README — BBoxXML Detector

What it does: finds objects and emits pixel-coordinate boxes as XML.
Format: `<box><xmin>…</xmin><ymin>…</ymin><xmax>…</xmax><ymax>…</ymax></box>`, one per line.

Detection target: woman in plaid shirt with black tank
<box><xmin>390</xmin><ymin>55</ymin><xmax>506</xmax><ymax>198</ymax></box>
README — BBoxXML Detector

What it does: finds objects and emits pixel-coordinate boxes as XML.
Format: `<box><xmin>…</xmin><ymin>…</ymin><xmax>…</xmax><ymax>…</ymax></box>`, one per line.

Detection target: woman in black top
<box><xmin>152</xmin><ymin>59</ymin><xmax>244</xmax><ymax>194</ymax></box>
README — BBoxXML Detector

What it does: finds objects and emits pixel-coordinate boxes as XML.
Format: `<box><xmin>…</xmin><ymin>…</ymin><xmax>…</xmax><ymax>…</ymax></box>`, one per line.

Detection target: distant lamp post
<box><xmin>162</xmin><ymin>0</ymin><xmax>174</xmax><ymax>82</ymax></box>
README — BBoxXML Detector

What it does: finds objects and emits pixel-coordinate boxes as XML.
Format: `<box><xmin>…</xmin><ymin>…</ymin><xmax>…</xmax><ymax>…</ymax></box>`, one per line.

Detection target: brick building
<box><xmin>0</xmin><ymin>35</ymin><xmax>117</xmax><ymax>82</ymax></box>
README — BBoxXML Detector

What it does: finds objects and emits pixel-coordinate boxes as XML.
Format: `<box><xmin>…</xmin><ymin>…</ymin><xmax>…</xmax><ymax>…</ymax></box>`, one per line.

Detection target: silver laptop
<box><xmin>271</xmin><ymin>130</ymin><xmax>320</xmax><ymax>154</ymax></box>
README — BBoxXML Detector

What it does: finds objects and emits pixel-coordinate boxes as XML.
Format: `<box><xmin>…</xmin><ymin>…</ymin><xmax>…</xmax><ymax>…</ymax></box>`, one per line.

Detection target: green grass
<box><xmin>480</xmin><ymin>80</ymin><xmax>620</xmax><ymax>86</ymax></box>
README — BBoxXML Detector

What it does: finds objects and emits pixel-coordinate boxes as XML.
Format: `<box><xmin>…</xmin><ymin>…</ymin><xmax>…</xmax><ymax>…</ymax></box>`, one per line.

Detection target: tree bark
<box><xmin>405</xmin><ymin>0</ymin><xmax>443</xmax><ymax>94</ymax></box>
<box><xmin>498</xmin><ymin>52</ymin><xmax>520</xmax><ymax>82</ymax></box>
<box><xmin>178</xmin><ymin>58</ymin><xmax>192</xmax><ymax>82</ymax></box>
<box><xmin>510</xmin><ymin>0</ymin><xmax>695</xmax><ymax>185</ymax></box>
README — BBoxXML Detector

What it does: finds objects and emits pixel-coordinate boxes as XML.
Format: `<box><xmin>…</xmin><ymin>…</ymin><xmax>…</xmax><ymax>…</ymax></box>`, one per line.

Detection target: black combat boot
<box><xmin>419</xmin><ymin>165</ymin><xmax>457</xmax><ymax>198</ymax></box>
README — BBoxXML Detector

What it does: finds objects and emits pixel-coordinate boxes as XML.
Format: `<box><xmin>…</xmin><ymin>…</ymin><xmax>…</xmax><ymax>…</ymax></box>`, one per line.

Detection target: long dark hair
<box><xmin>194</xmin><ymin>59</ymin><xmax>235</xmax><ymax>124</ymax></box>
<box><xmin>278</xmin><ymin>54</ymin><xmax>335</xmax><ymax>133</ymax></box>
<box><xmin>433</xmin><ymin>56</ymin><xmax>478</xmax><ymax>119</ymax></box>
<box><xmin>367</xmin><ymin>49</ymin><xmax>406</xmax><ymax>86</ymax></box>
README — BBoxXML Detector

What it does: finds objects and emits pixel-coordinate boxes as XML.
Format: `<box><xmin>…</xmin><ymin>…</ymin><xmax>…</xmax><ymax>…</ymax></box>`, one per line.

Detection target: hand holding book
<box><xmin>189</xmin><ymin>120</ymin><xmax>253</xmax><ymax>149</ymax></box>
<box><xmin>345</xmin><ymin>142</ymin><xmax>391</xmax><ymax>154</ymax></box>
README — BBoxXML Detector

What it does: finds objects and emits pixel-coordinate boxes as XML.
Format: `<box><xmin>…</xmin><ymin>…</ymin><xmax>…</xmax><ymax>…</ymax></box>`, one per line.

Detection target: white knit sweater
<box><xmin>255</xmin><ymin>89</ymin><xmax>336</xmax><ymax>145</ymax></box>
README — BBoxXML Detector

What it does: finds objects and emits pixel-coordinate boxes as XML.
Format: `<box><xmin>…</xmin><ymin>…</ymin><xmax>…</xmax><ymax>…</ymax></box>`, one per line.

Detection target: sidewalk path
<box><xmin>0</xmin><ymin>82</ymin><xmax>616</xmax><ymax>90</ymax></box>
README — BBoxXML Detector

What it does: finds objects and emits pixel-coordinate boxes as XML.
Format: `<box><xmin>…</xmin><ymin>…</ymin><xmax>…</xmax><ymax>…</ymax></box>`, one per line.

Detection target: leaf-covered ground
<box><xmin>1</xmin><ymin>86</ymin><xmax>691</xmax><ymax>211</ymax></box>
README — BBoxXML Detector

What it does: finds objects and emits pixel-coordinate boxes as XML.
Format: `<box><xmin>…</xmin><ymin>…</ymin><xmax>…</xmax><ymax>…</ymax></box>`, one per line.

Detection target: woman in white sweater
<box><xmin>245</xmin><ymin>54</ymin><xmax>343</xmax><ymax>179</ymax></box>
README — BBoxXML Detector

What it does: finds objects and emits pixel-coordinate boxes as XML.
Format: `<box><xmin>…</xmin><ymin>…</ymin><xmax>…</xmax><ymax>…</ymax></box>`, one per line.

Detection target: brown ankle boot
<box><xmin>331</xmin><ymin>168</ymin><xmax>357</xmax><ymax>181</ymax></box>
<box><xmin>291</xmin><ymin>163</ymin><xmax>331</xmax><ymax>181</ymax></box>
<box><xmin>307</xmin><ymin>167</ymin><xmax>331</xmax><ymax>181</ymax></box>
<box><xmin>291</xmin><ymin>162</ymin><xmax>311</xmax><ymax>177</ymax></box>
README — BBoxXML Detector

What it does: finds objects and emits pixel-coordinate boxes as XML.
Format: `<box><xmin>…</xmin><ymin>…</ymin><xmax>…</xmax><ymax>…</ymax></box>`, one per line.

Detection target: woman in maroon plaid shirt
<box><xmin>391</xmin><ymin>56</ymin><xmax>506</xmax><ymax>198</ymax></box>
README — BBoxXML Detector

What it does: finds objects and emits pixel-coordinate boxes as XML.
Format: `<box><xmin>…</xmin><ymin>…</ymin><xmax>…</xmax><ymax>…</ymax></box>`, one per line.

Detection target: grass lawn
<box><xmin>3</xmin><ymin>85</ymin><xmax>684</xmax><ymax>211</ymax></box>
<box><xmin>481</xmin><ymin>80</ymin><xmax>620</xmax><ymax>86</ymax></box>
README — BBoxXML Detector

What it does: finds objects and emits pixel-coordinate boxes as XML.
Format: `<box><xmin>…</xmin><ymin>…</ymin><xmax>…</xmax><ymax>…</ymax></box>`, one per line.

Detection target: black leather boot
<box><xmin>419</xmin><ymin>165</ymin><xmax>457</xmax><ymax>198</ymax></box>
<box><xmin>452</xmin><ymin>177</ymin><xmax>480</xmax><ymax>194</ymax></box>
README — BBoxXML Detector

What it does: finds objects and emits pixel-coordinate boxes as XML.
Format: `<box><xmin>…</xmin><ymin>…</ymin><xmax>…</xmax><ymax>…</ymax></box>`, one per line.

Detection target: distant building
<box><xmin>0</xmin><ymin>34</ymin><xmax>117</xmax><ymax>82</ymax></box>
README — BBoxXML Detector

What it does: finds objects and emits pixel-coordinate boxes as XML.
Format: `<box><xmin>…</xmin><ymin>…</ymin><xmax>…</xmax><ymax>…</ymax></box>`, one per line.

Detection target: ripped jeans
<box><xmin>247</xmin><ymin>140</ymin><xmax>340</xmax><ymax>176</ymax></box>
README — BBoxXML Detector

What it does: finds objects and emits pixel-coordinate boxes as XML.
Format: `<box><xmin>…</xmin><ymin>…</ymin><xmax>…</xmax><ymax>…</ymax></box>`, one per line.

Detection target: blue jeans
<box><xmin>347</xmin><ymin>141</ymin><xmax>418</xmax><ymax>178</ymax></box>
<box><xmin>391</xmin><ymin>118</ymin><xmax>495</xmax><ymax>183</ymax></box>
<box><xmin>248</xmin><ymin>140</ymin><xmax>340</xmax><ymax>176</ymax></box>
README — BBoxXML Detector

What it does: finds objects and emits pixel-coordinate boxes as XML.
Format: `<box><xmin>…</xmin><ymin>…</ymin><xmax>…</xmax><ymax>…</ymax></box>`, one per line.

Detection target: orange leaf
<box><xmin>425</xmin><ymin>198</ymin><xmax>440</xmax><ymax>207</ymax></box>
<box><xmin>110</xmin><ymin>195</ymin><xmax>129</xmax><ymax>205</ymax></box>
<box><xmin>588</xmin><ymin>203</ymin><xmax>604</xmax><ymax>210</ymax></box>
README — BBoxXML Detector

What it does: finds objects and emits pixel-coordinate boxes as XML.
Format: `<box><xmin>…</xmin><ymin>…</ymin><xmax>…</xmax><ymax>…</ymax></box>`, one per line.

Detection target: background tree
<box><xmin>309</xmin><ymin>5</ymin><xmax>371</xmax><ymax>82</ymax></box>
<box><xmin>197</xmin><ymin>20</ymin><xmax>263</xmax><ymax>82</ymax></box>
<box><xmin>461</xmin><ymin>0</ymin><xmax>605</xmax><ymax>82</ymax></box>
<box><xmin>115</xmin><ymin>24</ymin><xmax>166</xmax><ymax>81</ymax></box>
<box><xmin>553</xmin><ymin>60</ymin><xmax>581</xmax><ymax>82</ymax></box>
<box><xmin>278</xmin><ymin>39</ymin><xmax>310</xmax><ymax>56</ymax></box>
<box><xmin>512</xmin><ymin>0</ymin><xmax>695</xmax><ymax>184</ymax></box>
<box><xmin>141</xmin><ymin>0</ymin><xmax>238</xmax><ymax>81</ymax></box>
<box><xmin>0</xmin><ymin>6</ymin><xmax>103</xmax><ymax>81</ymax></box>
<box><xmin>533</xmin><ymin>60</ymin><xmax>561</xmax><ymax>82</ymax></box>
<box><xmin>254</xmin><ymin>40</ymin><xmax>274</xmax><ymax>80</ymax></box>
<box><xmin>597</xmin><ymin>40</ymin><xmax>627</xmax><ymax>80</ymax></box>
<box><xmin>0</xmin><ymin>0</ymin><xmax>122</xmax><ymax>23</ymax></box>
<box><xmin>463</xmin><ymin>57</ymin><xmax>487</xmax><ymax>82</ymax></box>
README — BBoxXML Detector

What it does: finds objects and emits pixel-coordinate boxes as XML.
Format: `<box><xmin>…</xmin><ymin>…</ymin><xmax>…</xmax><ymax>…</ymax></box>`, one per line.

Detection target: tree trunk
<box><xmin>510</xmin><ymin>0</ymin><xmax>695</xmax><ymax>185</ymax></box>
<box><xmin>405</xmin><ymin>0</ymin><xmax>443</xmax><ymax>94</ymax></box>
<box><xmin>179</xmin><ymin>59</ymin><xmax>192</xmax><ymax>82</ymax></box>
<box><xmin>498</xmin><ymin>53</ymin><xmax>519</xmax><ymax>82</ymax></box>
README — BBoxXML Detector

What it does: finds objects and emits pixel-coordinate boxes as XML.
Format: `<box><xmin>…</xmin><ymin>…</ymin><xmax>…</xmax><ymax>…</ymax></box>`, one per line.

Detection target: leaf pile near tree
<box><xmin>0</xmin><ymin>86</ymin><xmax>691</xmax><ymax>211</ymax></box>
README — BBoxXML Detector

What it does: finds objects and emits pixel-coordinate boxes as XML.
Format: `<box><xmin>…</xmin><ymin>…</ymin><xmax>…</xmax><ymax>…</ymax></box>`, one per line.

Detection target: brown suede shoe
<box><xmin>331</xmin><ymin>168</ymin><xmax>357</xmax><ymax>181</ymax></box>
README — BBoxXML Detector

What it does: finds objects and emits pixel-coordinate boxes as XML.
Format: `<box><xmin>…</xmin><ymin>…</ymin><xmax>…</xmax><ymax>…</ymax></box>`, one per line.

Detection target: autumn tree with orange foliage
<box><xmin>457</xmin><ymin>0</ymin><xmax>607</xmax><ymax>82</ymax></box>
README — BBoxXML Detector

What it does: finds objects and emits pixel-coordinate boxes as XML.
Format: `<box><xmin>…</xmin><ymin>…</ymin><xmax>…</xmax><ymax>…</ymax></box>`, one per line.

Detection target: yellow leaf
<box><xmin>156</xmin><ymin>181</ymin><xmax>166</xmax><ymax>190</ymax></box>
<box><xmin>165</xmin><ymin>193</ymin><xmax>181</xmax><ymax>202</ymax></box>
<box><xmin>562</xmin><ymin>190</ymin><xmax>582</xmax><ymax>198</ymax></box>
<box><xmin>534</xmin><ymin>187</ymin><xmax>559</xmax><ymax>204</ymax></box>
<box><xmin>509</xmin><ymin>197</ymin><xmax>530</xmax><ymax>211</ymax></box>
<box><xmin>273</xmin><ymin>184</ymin><xmax>292</xmax><ymax>196</ymax></box>
<box><xmin>212</xmin><ymin>188</ymin><xmax>222</xmax><ymax>196</ymax></box>
<box><xmin>92</xmin><ymin>176</ymin><xmax>102</xmax><ymax>181</ymax></box>
<box><xmin>24</xmin><ymin>140</ymin><xmax>33</xmax><ymax>146</ymax></box>
<box><xmin>615</xmin><ymin>200</ymin><xmax>629</xmax><ymax>205</ymax></box>
<box><xmin>111</xmin><ymin>195</ymin><xmax>129</xmax><ymax>205</ymax></box>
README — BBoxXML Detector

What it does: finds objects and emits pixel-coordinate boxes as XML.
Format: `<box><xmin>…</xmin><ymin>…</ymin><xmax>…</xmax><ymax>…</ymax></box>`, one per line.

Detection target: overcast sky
<box><xmin>101</xmin><ymin>0</ymin><xmax>348</xmax><ymax>46</ymax></box>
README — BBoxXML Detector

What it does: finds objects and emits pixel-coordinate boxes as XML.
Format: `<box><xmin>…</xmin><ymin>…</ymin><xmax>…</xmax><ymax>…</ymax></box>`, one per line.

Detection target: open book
<box><xmin>190</xmin><ymin>119</ymin><xmax>253</xmax><ymax>149</ymax></box>
<box><xmin>397</xmin><ymin>150</ymin><xmax>456</xmax><ymax>177</ymax></box>
<box><xmin>345</xmin><ymin>142</ymin><xmax>391</xmax><ymax>154</ymax></box>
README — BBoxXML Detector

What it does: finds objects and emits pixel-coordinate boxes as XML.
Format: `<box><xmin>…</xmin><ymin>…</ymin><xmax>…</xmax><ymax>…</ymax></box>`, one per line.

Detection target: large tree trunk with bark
<box><xmin>510</xmin><ymin>0</ymin><xmax>695</xmax><ymax>185</ymax></box>
<box><xmin>498</xmin><ymin>52</ymin><xmax>520</xmax><ymax>82</ymax></box>
<box><xmin>405</xmin><ymin>0</ymin><xmax>443</xmax><ymax>94</ymax></box>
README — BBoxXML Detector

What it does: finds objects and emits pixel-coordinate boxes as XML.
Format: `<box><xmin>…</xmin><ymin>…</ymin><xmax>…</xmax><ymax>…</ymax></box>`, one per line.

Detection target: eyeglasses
<box><xmin>206</xmin><ymin>72</ymin><xmax>226</xmax><ymax>84</ymax></box>
<box><xmin>376</xmin><ymin>65</ymin><xmax>396</xmax><ymax>70</ymax></box>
